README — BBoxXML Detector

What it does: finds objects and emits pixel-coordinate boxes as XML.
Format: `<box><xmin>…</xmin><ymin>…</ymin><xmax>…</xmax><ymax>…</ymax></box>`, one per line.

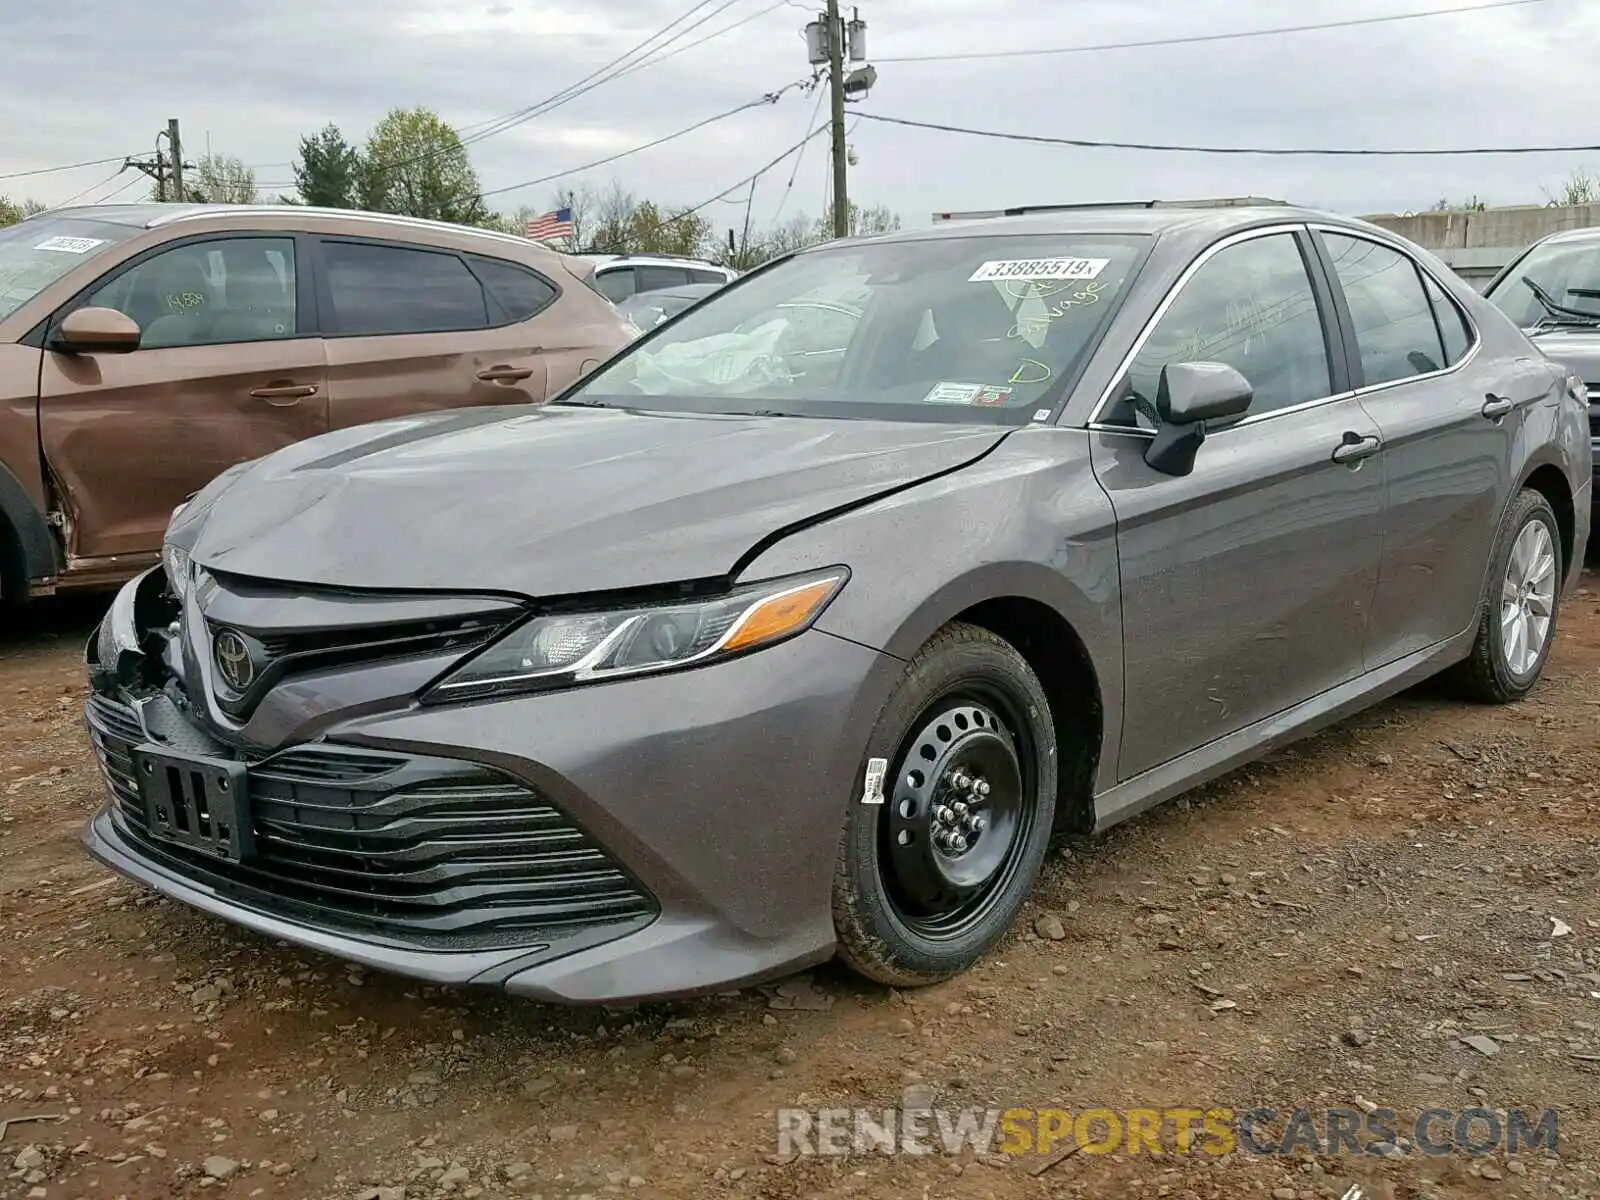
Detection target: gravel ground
<box><xmin>2</xmin><ymin>570</ymin><xmax>1598</xmax><ymax>1200</ymax></box>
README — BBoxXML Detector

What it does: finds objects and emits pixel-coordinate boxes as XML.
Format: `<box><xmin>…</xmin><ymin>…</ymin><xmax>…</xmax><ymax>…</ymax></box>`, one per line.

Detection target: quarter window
<box><xmin>688</xmin><ymin>268</ymin><xmax>728</xmax><ymax>285</ymax></box>
<box><xmin>1321</xmin><ymin>233</ymin><xmax>1446</xmax><ymax>386</ymax></box>
<box><xmin>84</xmin><ymin>236</ymin><xmax>297</xmax><ymax>349</ymax></box>
<box><xmin>467</xmin><ymin>255</ymin><xmax>558</xmax><ymax>322</ymax></box>
<box><xmin>1422</xmin><ymin>271</ymin><xmax>1473</xmax><ymax>366</ymax></box>
<box><xmin>1107</xmin><ymin>232</ymin><xmax>1332</xmax><ymax>427</ymax></box>
<box><xmin>321</xmin><ymin>241</ymin><xmax>487</xmax><ymax>336</ymax></box>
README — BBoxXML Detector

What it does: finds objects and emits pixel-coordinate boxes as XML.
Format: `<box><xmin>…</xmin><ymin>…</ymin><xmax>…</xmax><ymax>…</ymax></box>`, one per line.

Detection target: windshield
<box><xmin>566</xmin><ymin>233</ymin><xmax>1151</xmax><ymax>422</ymax></box>
<box><xmin>1484</xmin><ymin>236</ymin><xmax>1600</xmax><ymax>328</ymax></box>
<box><xmin>0</xmin><ymin>215</ymin><xmax>140</xmax><ymax>323</ymax></box>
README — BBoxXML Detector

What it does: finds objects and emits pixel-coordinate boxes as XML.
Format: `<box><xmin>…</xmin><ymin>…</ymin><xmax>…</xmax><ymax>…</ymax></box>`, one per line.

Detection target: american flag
<box><xmin>525</xmin><ymin>207</ymin><xmax>574</xmax><ymax>243</ymax></box>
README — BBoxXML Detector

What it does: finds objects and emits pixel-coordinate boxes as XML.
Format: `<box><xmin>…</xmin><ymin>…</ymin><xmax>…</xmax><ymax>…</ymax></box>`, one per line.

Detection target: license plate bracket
<box><xmin>131</xmin><ymin>744</ymin><xmax>253</xmax><ymax>862</ymax></box>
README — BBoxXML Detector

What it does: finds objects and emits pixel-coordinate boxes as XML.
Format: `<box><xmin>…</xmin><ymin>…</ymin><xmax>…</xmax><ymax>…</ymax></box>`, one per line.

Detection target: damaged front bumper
<box><xmin>80</xmin><ymin>569</ymin><xmax>895</xmax><ymax>1003</ymax></box>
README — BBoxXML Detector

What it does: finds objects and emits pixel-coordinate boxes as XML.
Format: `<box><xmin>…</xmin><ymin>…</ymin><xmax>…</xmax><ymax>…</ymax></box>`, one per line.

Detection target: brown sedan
<box><xmin>0</xmin><ymin>203</ymin><xmax>635</xmax><ymax>601</ymax></box>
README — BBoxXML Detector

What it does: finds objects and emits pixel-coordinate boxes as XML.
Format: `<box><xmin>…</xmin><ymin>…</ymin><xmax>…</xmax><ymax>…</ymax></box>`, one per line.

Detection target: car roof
<box><xmin>830</xmin><ymin>204</ymin><xmax>1387</xmax><ymax>248</ymax></box>
<box><xmin>1527</xmin><ymin>226</ymin><xmax>1600</xmax><ymax>248</ymax></box>
<box><xmin>594</xmin><ymin>253</ymin><xmax>730</xmax><ymax>271</ymax></box>
<box><xmin>36</xmin><ymin>202</ymin><xmax>553</xmax><ymax>255</ymax></box>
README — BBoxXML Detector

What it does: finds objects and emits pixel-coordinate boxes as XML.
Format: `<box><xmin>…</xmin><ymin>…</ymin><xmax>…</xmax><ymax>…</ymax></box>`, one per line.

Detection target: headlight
<box><xmin>161</xmin><ymin>542</ymin><xmax>192</xmax><ymax>601</ymax></box>
<box><xmin>428</xmin><ymin>568</ymin><xmax>847</xmax><ymax>700</ymax></box>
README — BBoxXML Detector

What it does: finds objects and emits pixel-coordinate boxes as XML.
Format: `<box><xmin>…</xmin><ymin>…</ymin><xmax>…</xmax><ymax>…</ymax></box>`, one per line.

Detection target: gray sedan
<box><xmin>81</xmin><ymin>204</ymin><xmax>1591</xmax><ymax>1002</ymax></box>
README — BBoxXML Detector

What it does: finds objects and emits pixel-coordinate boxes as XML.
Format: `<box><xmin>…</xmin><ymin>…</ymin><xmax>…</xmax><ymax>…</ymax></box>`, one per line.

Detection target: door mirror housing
<box><xmin>1144</xmin><ymin>360</ymin><xmax>1254</xmax><ymax>477</ymax></box>
<box><xmin>53</xmin><ymin>307</ymin><xmax>141</xmax><ymax>354</ymax></box>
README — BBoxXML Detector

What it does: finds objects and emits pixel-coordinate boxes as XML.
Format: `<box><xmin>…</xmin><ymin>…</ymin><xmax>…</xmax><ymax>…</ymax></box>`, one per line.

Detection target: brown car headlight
<box><xmin>426</xmin><ymin>568</ymin><xmax>848</xmax><ymax>700</ymax></box>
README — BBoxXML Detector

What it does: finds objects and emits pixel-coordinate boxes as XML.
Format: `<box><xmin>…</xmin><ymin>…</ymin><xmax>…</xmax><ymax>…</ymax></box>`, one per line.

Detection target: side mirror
<box><xmin>53</xmin><ymin>307</ymin><xmax>141</xmax><ymax>354</ymax></box>
<box><xmin>1144</xmin><ymin>361</ymin><xmax>1253</xmax><ymax>477</ymax></box>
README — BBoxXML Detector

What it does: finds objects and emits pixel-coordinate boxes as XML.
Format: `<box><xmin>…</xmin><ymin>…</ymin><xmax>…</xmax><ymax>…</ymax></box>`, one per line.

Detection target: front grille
<box><xmin>85</xmin><ymin>695</ymin><xmax>657</xmax><ymax>951</ymax></box>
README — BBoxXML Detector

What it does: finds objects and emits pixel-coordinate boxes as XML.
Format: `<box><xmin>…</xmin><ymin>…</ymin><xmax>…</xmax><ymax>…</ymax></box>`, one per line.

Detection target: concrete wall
<box><xmin>1363</xmin><ymin>204</ymin><xmax>1600</xmax><ymax>290</ymax></box>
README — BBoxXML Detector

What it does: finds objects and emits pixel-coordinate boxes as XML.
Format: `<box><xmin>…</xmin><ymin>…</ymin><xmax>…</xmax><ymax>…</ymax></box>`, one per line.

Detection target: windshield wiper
<box><xmin>1522</xmin><ymin>277</ymin><xmax>1600</xmax><ymax>329</ymax></box>
<box><xmin>549</xmin><ymin>397</ymin><xmax>612</xmax><ymax>408</ymax></box>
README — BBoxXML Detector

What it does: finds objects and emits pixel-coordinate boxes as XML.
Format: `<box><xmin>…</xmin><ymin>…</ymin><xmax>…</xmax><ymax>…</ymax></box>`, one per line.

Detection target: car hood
<box><xmin>183</xmin><ymin>404</ymin><xmax>1009</xmax><ymax>596</ymax></box>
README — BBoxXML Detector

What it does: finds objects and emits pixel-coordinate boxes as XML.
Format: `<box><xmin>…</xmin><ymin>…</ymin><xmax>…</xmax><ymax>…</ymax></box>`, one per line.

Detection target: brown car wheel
<box><xmin>832</xmin><ymin>622</ymin><xmax>1058</xmax><ymax>987</ymax></box>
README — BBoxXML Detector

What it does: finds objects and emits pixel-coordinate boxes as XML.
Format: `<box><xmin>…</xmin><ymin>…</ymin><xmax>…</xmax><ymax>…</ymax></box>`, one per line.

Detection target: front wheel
<box><xmin>832</xmin><ymin>623</ymin><xmax>1058</xmax><ymax>987</ymax></box>
<box><xmin>1451</xmin><ymin>488</ymin><xmax>1563</xmax><ymax>703</ymax></box>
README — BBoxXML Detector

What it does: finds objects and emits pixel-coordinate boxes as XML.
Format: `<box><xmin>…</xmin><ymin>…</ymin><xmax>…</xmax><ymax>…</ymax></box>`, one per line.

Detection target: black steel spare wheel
<box><xmin>833</xmin><ymin>622</ymin><xmax>1058</xmax><ymax>986</ymax></box>
<box><xmin>886</xmin><ymin>701</ymin><xmax>1027</xmax><ymax>937</ymax></box>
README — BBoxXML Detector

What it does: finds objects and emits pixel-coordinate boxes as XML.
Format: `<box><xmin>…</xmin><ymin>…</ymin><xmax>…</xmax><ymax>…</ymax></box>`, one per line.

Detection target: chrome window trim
<box><xmin>1085</xmin><ymin>223</ymin><xmax>1319</xmax><ymax>432</ymax></box>
<box><xmin>1087</xmin><ymin>221</ymin><xmax>1487</xmax><ymax>440</ymax></box>
<box><xmin>1306</xmin><ymin>222</ymin><xmax>1484</xmax><ymax>400</ymax></box>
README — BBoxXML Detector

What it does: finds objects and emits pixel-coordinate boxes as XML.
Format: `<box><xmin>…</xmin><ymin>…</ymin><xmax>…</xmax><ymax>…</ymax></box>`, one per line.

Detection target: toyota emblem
<box><xmin>212</xmin><ymin>629</ymin><xmax>255</xmax><ymax>691</ymax></box>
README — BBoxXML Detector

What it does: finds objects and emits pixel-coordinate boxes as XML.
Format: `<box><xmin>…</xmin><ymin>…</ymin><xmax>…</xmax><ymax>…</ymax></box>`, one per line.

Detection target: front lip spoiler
<box><xmin>81</xmin><ymin>811</ymin><xmax>551</xmax><ymax>987</ymax></box>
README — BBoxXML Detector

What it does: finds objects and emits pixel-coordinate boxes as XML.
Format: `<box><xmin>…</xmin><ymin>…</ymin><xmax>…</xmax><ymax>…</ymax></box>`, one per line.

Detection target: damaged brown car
<box><xmin>0</xmin><ymin>203</ymin><xmax>634</xmax><ymax>602</ymax></box>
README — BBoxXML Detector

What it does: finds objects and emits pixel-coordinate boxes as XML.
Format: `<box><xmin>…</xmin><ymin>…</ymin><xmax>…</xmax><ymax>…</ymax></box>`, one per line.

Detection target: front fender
<box><xmin>737</xmin><ymin>426</ymin><xmax>1125</xmax><ymax>783</ymax></box>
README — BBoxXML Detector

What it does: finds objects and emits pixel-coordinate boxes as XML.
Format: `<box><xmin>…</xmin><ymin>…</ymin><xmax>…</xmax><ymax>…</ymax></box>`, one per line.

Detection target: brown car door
<box><xmin>315</xmin><ymin>238</ymin><xmax>553</xmax><ymax>429</ymax></box>
<box><xmin>38</xmin><ymin>234</ymin><xmax>327</xmax><ymax>564</ymax></box>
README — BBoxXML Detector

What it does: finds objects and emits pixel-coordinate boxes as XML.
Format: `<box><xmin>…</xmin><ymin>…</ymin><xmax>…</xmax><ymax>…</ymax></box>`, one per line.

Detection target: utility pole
<box><xmin>167</xmin><ymin>118</ymin><xmax>185</xmax><ymax>203</ymax></box>
<box><xmin>807</xmin><ymin>6</ymin><xmax>873</xmax><ymax>240</ymax></box>
<box><xmin>824</xmin><ymin>0</ymin><xmax>848</xmax><ymax>239</ymax></box>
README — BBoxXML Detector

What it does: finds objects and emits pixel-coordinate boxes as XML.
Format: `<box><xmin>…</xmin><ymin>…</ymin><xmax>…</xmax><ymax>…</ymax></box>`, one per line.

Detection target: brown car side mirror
<box><xmin>53</xmin><ymin>307</ymin><xmax>142</xmax><ymax>354</ymax></box>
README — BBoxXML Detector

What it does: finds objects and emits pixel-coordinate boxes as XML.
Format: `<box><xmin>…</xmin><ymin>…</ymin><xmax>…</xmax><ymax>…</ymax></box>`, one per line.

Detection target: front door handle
<box><xmin>1481</xmin><ymin>393</ymin><xmax>1515</xmax><ymax>420</ymax></box>
<box><xmin>477</xmin><ymin>365</ymin><xmax>535</xmax><ymax>383</ymax></box>
<box><xmin>1331</xmin><ymin>432</ymin><xmax>1382</xmax><ymax>465</ymax></box>
<box><xmin>249</xmin><ymin>383</ymin><xmax>318</xmax><ymax>406</ymax></box>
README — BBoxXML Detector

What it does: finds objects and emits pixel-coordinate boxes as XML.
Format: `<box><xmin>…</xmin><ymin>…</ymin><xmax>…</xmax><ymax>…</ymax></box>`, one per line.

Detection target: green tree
<box><xmin>184</xmin><ymin>153</ymin><xmax>260</xmax><ymax>204</ymax></box>
<box><xmin>294</xmin><ymin>123</ymin><xmax>363</xmax><ymax>208</ymax></box>
<box><xmin>360</xmin><ymin>107</ymin><xmax>485</xmax><ymax>224</ymax></box>
<box><xmin>0</xmin><ymin>197</ymin><xmax>45</xmax><ymax>227</ymax></box>
<box><xmin>627</xmin><ymin>200</ymin><xmax>712</xmax><ymax>257</ymax></box>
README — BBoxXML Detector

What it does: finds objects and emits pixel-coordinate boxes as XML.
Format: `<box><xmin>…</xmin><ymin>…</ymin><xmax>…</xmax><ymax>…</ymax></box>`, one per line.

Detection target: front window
<box><xmin>567</xmin><ymin>234</ymin><xmax>1151</xmax><ymax>422</ymax></box>
<box><xmin>1485</xmin><ymin>236</ymin><xmax>1600</xmax><ymax>328</ymax></box>
<box><xmin>0</xmin><ymin>216</ymin><xmax>140</xmax><ymax>323</ymax></box>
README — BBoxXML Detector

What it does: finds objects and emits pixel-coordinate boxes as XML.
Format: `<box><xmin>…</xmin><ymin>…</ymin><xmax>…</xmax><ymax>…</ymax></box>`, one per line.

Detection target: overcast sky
<box><xmin>1</xmin><ymin>0</ymin><xmax>1596</xmax><ymax>231</ymax></box>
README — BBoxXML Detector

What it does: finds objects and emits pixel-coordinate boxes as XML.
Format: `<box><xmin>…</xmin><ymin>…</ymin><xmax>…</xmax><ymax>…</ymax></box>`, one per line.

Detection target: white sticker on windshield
<box><xmin>34</xmin><ymin>236</ymin><xmax>106</xmax><ymax>254</ymax></box>
<box><xmin>968</xmin><ymin>257</ymin><xmax>1108</xmax><ymax>283</ymax></box>
<box><xmin>923</xmin><ymin>382</ymin><xmax>982</xmax><ymax>404</ymax></box>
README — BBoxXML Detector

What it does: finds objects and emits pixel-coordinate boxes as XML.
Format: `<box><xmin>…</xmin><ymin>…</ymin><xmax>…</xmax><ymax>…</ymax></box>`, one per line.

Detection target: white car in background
<box><xmin>581</xmin><ymin>254</ymin><xmax>738</xmax><ymax>303</ymax></box>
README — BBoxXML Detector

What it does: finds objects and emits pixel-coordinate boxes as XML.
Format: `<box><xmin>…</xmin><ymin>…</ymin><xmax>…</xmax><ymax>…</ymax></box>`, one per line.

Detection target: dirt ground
<box><xmin>2</xmin><ymin>572</ymin><xmax>1598</xmax><ymax>1200</ymax></box>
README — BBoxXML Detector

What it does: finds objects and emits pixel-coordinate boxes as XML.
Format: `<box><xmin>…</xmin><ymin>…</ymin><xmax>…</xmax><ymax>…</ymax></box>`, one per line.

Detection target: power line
<box><xmin>874</xmin><ymin>0</ymin><xmax>1555</xmax><ymax>63</ymax></box>
<box><xmin>666</xmin><ymin>122</ymin><xmax>830</xmax><ymax>224</ymax></box>
<box><xmin>480</xmin><ymin>88</ymin><xmax>797</xmax><ymax>198</ymax></box>
<box><xmin>0</xmin><ymin>153</ymin><xmax>138</xmax><ymax>182</ymax></box>
<box><xmin>34</xmin><ymin>167</ymin><xmax>131</xmax><ymax>214</ymax></box>
<box><xmin>253</xmin><ymin>0</ymin><xmax>755</xmax><ymax>184</ymax></box>
<box><xmin>854</xmin><ymin>111</ymin><xmax>1600</xmax><ymax>156</ymax></box>
<box><xmin>609</xmin><ymin>0</ymin><xmax>789</xmax><ymax>80</ymax></box>
<box><xmin>769</xmin><ymin>80</ymin><xmax>828</xmax><ymax>226</ymax></box>
<box><xmin>93</xmin><ymin>174</ymin><xmax>149</xmax><ymax>205</ymax></box>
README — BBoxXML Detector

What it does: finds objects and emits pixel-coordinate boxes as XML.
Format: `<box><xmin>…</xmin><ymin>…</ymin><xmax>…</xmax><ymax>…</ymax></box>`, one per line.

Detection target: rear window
<box><xmin>569</xmin><ymin>233</ymin><xmax>1152</xmax><ymax>423</ymax></box>
<box><xmin>0</xmin><ymin>216</ymin><xmax>139</xmax><ymax>322</ymax></box>
<box><xmin>468</xmin><ymin>255</ymin><xmax>559</xmax><ymax>322</ymax></box>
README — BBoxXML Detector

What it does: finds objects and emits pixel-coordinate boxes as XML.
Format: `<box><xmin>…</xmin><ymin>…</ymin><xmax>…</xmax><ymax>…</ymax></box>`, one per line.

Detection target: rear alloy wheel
<box><xmin>1452</xmin><ymin>488</ymin><xmax>1563</xmax><ymax>703</ymax></box>
<box><xmin>833</xmin><ymin>623</ymin><xmax>1057</xmax><ymax>986</ymax></box>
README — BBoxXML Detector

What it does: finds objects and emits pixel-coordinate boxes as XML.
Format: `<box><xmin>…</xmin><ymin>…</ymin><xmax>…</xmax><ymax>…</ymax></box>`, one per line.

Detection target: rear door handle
<box><xmin>1481</xmin><ymin>393</ymin><xmax>1515</xmax><ymax>420</ymax></box>
<box><xmin>1331</xmin><ymin>432</ymin><xmax>1382</xmax><ymax>465</ymax></box>
<box><xmin>477</xmin><ymin>365</ymin><xmax>535</xmax><ymax>383</ymax></box>
<box><xmin>249</xmin><ymin>383</ymin><xmax>318</xmax><ymax>405</ymax></box>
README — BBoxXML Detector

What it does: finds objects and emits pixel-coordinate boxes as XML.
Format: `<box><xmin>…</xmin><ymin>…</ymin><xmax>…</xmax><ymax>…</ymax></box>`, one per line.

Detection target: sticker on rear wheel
<box><xmin>860</xmin><ymin>757</ymin><xmax>888</xmax><ymax>805</ymax></box>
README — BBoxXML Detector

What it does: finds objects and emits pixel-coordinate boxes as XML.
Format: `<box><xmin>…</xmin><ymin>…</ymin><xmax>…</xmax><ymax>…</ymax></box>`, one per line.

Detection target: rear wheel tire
<box><xmin>1451</xmin><ymin>488</ymin><xmax>1562</xmax><ymax>704</ymax></box>
<box><xmin>832</xmin><ymin>622</ymin><xmax>1057</xmax><ymax>987</ymax></box>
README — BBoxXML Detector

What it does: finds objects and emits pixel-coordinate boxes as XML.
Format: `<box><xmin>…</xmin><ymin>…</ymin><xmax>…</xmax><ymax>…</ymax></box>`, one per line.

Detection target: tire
<box><xmin>1450</xmin><ymin>488</ymin><xmax>1563</xmax><ymax>704</ymax></box>
<box><xmin>832</xmin><ymin>622</ymin><xmax>1058</xmax><ymax>987</ymax></box>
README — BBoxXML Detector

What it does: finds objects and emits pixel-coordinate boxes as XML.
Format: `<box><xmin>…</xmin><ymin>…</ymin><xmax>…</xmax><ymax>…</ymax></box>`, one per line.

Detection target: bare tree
<box><xmin>1544</xmin><ymin>167</ymin><xmax>1599</xmax><ymax>207</ymax></box>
